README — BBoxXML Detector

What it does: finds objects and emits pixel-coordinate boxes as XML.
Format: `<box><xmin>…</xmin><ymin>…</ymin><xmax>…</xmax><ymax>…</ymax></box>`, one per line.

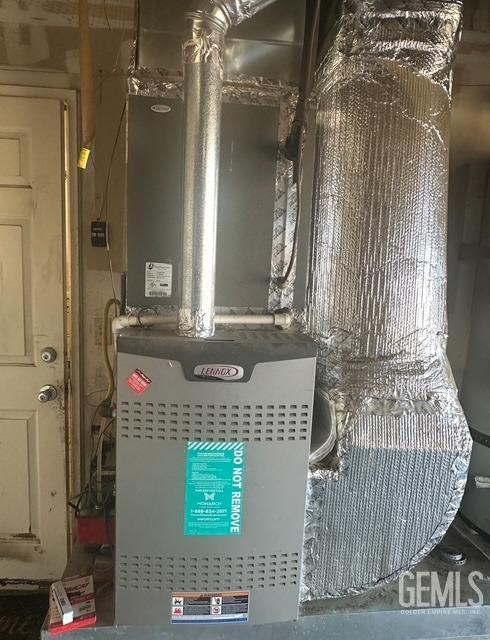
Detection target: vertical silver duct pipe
<box><xmin>178</xmin><ymin>0</ymin><xmax>279</xmax><ymax>338</ymax></box>
<box><xmin>179</xmin><ymin>11</ymin><xmax>225</xmax><ymax>338</ymax></box>
<box><xmin>302</xmin><ymin>0</ymin><xmax>472</xmax><ymax>599</ymax></box>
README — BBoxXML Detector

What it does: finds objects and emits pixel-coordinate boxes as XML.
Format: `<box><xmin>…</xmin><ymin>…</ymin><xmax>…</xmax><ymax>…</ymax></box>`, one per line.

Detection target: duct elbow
<box><xmin>218</xmin><ymin>0</ymin><xmax>279</xmax><ymax>26</ymax></box>
<box><xmin>186</xmin><ymin>0</ymin><xmax>278</xmax><ymax>30</ymax></box>
<box><xmin>185</xmin><ymin>1</ymin><xmax>229</xmax><ymax>31</ymax></box>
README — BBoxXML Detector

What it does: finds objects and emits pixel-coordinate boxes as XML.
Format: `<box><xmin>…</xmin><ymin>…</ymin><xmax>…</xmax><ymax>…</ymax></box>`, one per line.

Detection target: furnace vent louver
<box><xmin>118</xmin><ymin>553</ymin><xmax>300</xmax><ymax>592</ymax></box>
<box><xmin>119</xmin><ymin>400</ymin><xmax>312</xmax><ymax>442</ymax></box>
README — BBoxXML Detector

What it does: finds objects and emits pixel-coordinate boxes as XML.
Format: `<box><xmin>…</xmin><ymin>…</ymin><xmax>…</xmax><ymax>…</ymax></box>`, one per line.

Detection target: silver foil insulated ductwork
<box><xmin>219</xmin><ymin>0</ymin><xmax>278</xmax><ymax>24</ymax></box>
<box><xmin>302</xmin><ymin>0</ymin><xmax>472</xmax><ymax>600</ymax></box>
<box><xmin>179</xmin><ymin>14</ymin><xmax>225</xmax><ymax>338</ymax></box>
<box><xmin>191</xmin><ymin>0</ymin><xmax>279</xmax><ymax>27</ymax></box>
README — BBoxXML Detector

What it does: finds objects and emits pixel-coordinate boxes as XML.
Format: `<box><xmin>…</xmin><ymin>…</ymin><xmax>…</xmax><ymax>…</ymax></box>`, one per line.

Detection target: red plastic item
<box><xmin>77</xmin><ymin>515</ymin><xmax>115</xmax><ymax>545</ymax></box>
<box><xmin>49</xmin><ymin>615</ymin><xmax>97</xmax><ymax>635</ymax></box>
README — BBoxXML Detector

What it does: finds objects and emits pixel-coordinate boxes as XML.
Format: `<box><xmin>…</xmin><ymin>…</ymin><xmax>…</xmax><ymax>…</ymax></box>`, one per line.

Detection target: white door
<box><xmin>0</xmin><ymin>95</ymin><xmax>67</xmax><ymax>581</ymax></box>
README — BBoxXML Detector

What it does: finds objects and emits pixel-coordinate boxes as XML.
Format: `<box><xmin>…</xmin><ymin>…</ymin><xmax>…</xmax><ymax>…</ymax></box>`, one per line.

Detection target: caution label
<box><xmin>126</xmin><ymin>368</ymin><xmax>152</xmax><ymax>394</ymax></box>
<box><xmin>171</xmin><ymin>591</ymin><xmax>249</xmax><ymax>624</ymax></box>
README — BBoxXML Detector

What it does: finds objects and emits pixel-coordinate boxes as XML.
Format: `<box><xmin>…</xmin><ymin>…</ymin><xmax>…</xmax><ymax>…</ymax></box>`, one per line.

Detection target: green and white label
<box><xmin>184</xmin><ymin>442</ymin><xmax>246</xmax><ymax>537</ymax></box>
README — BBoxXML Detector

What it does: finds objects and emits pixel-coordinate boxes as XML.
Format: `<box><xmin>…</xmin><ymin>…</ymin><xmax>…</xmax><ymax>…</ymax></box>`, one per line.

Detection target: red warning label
<box><xmin>126</xmin><ymin>368</ymin><xmax>152</xmax><ymax>394</ymax></box>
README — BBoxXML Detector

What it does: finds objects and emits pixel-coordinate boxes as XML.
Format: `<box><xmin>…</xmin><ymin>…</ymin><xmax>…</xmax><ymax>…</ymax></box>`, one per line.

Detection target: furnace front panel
<box><xmin>115</xmin><ymin>330</ymin><xmax>316</xmax><ymax>626</ymax></box>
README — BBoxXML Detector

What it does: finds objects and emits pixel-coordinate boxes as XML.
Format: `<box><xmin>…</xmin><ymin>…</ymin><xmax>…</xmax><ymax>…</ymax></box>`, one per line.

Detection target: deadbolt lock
<box><xmin>41</xmin><ymin>347</ymin><xmax>58</xmax><ymax>363</ymax></box>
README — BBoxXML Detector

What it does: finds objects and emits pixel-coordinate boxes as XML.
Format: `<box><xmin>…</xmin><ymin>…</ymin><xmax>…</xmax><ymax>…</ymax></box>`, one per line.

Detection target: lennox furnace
<box><xmin>115</xmin><ymin>330</ymin><xmax>316</xmax><ymax>625</ymax></box>
<box><xmin>114</xmin><ymin>0</ymin><xmax>319</xmax><ymax>625</ymax></box>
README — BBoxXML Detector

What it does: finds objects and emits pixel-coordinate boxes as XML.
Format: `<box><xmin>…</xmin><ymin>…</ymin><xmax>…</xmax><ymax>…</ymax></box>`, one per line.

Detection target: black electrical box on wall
<box><xmin>91</xmin><ymin>220</ymin><xmax>108</xmax><ymax>247</ymax></box>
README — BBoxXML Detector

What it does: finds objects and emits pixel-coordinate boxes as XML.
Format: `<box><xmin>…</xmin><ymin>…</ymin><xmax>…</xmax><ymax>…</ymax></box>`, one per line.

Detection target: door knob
<box><xmin>38</xmin><ymin>385</ymin><xmax>57</xmax><ymax>403</ymax></box>
<box><xmin>41</xmin><ymin>347</ymin><xmax>57</xmax><ymax>363</ymax></box>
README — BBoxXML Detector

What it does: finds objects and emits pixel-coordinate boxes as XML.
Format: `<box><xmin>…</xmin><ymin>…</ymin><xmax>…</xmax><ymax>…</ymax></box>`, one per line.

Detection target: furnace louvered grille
<box><xmin>118</xmin><ymin>553</ymin><xmax>300</xmax><ymax>591</ymax></box>
<box><xmin>118</xmin><ymin>401</ymin><xmax>311</xmax><ymax>442</ymax></box>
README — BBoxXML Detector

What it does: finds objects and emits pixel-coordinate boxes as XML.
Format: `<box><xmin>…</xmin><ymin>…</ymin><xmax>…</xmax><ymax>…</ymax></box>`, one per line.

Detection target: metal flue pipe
<box><xmin>178</xmin><ymin>0</ymin><xmax>279</xmax><ymax>338</ymax></box>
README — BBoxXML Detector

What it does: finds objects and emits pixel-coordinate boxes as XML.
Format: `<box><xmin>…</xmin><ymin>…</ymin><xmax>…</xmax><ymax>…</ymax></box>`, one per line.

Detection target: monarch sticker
<box><xmin>171</xmin><ymin>591</ymin><xmax>249</xmax><ymax>624</ymax></box>
<box><xmin>184</xmin><ymin>442</ymin><xmax>246</xmax><ymax>536</ymax></box>
<box><xmin>126</xmin><ymin>368</ymin><xmax>152</xmax><ymax>395</ymax></box>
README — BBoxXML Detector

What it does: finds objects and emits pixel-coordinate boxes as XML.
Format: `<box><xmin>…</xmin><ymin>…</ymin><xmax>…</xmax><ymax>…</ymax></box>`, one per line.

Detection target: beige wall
<box><xmin>81</xmin><ymin>64</ymin><xmax>127</xmax><ymax>476</ymax></box>
<box><xmin>0</xmin><ymin>21</ymin><xmax>133</xmax><ymax>480</ymax></box>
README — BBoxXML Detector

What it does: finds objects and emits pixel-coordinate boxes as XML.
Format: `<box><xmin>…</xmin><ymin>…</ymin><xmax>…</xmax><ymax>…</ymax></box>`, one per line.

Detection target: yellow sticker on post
<box><xmin>78</xmin><ymin>147</ymin><xmax>91</xmax><ymax>169</ymax></box>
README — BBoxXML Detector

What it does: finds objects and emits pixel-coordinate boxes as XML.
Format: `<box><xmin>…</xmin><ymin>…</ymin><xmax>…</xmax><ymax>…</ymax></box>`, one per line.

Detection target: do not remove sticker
<box><xmin>184</xmin><ymin>442</ymin><xmax>246</xmax><ymax>537</ymax></box>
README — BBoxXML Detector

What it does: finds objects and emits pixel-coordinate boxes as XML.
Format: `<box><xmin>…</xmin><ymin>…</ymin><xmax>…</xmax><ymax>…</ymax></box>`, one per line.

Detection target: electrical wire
<box><xmin>92</xmin><ymin>419</ymin><xmax>115</xmax><ymax>460</ymax></box>
<box><xmin>85</xmin><ymin>388</ymin><xmax>109</xmax><ymax>408</ymax></box>
<box><xmin>88</xmin><ymin>418</ymin><xmax>115</xmax><ymax>510</ymax></box>
<box><xmin>280</xmin><ymin>154</ymin><xmax>304</xmax><ymax>287</ymax></box>
<box><xmin>103</xmin><ymin>298</ymin><xmax>121</xmax><ymax>402</ymax></box>
<box><xmin>100</xmin><ymin>102</ymin><xmax>126</xmax><ymax>222</ymax></box>
<box><xmin>90</xmin><ymin>399</ymin><xmax>107</xmax><ymax>436</ymax></box>
<box><xmin>107</xmin><ymin>241</ymin><xmax>118</xmax><ymax>305</ymax></box>
<box><xmin>96</xmin><ymin>102</ymin><xmax>126</xmax><ymax>301</ymax></box>
<box><xmin>80</xmin><ymin>294</ymin><xmax>119</xmax><ymax>515</ymax></box>
<box><xmin>103</xmin><ymin>0</ymin><xmax>112</xmax><ymax>30</ymax></box>
<box><xmin>68</xmin><ymin>485</ymin><xmax>89</xmax><ymax>517</ymax></box>
<box><xmin>73</xmin><ymin>92</ymin><xmax>124</xmax><ymax>517</ymax></box>
<box><xmin>280</xmin><ymin>0</ymin><xmax>321</xmax><ymax>287</ymax></box>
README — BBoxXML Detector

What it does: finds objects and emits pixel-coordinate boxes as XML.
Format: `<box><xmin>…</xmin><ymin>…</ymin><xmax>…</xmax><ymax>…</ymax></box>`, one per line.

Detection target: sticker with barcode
<box><xmin>171</xmin><ymin>591</ymin><xmax>249</xmax><ymax>624</ymax></box>
<box><xmin>145</xmin><ymin>262</ymin><xmax>172</xmax><ymax>298</ymax></box>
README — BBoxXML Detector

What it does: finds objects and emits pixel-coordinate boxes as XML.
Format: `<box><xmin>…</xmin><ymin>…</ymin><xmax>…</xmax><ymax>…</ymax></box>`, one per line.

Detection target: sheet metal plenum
<box><xmin>302</xmin><ymin>0</ymin><xmax>472</xmax><ymax>599</ymax></box>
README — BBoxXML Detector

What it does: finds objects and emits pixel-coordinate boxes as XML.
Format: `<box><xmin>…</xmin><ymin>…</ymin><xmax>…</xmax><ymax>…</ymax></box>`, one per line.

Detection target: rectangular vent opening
<box><xmin>118</xmin><ymin>401</ymin><xmax>311</xmax><ymax>442</ymax></box>
<box><xmin>117</xmin><ymin>552</ymin><xmax>300</xmax><ymax>591</ymax></box>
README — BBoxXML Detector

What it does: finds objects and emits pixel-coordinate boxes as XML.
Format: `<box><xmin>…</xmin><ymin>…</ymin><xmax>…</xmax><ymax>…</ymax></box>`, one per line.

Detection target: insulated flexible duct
<box><xmin>302</xmin><ymin>0</ymin><xmax>472</xmax><ymax>599</ymax></box>
<box><xmin>178</xmin><ymin>0</ymin><xmax>279</xmax><ymax>338</ymax></box>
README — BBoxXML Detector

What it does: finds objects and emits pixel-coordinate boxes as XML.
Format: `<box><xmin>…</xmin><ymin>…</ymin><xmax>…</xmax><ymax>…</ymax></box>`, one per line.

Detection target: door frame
<box><xmin>0</xmin><ymin>71</ymin><xmax>81</xmax><ymax>580</ymax></box>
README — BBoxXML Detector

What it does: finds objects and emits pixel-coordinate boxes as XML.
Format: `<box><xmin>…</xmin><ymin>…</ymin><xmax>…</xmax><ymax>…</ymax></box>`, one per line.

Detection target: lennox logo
<box><xmin>194</xmin><ymin>364</ymin><xmax>244</xmax><ymax>381</ymax></box>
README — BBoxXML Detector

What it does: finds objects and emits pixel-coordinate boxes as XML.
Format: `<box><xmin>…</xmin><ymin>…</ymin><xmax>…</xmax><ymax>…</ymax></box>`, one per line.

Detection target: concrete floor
<box><xmin>41</xmin><ymin>517</ymin><xmax>490</xmax><ymax>640</ymax></box>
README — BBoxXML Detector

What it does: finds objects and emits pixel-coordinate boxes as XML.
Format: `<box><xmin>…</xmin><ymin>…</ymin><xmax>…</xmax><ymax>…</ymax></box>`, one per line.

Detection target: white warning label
<box><xmin>145</xmin><ymin>262</ymin><xmax>172</xmax><ymax>298</ymax></box>
<box><xmin>171</xmin><ymin>591</ymin><xmax>249</xmax><ymax>624</ymax></box>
